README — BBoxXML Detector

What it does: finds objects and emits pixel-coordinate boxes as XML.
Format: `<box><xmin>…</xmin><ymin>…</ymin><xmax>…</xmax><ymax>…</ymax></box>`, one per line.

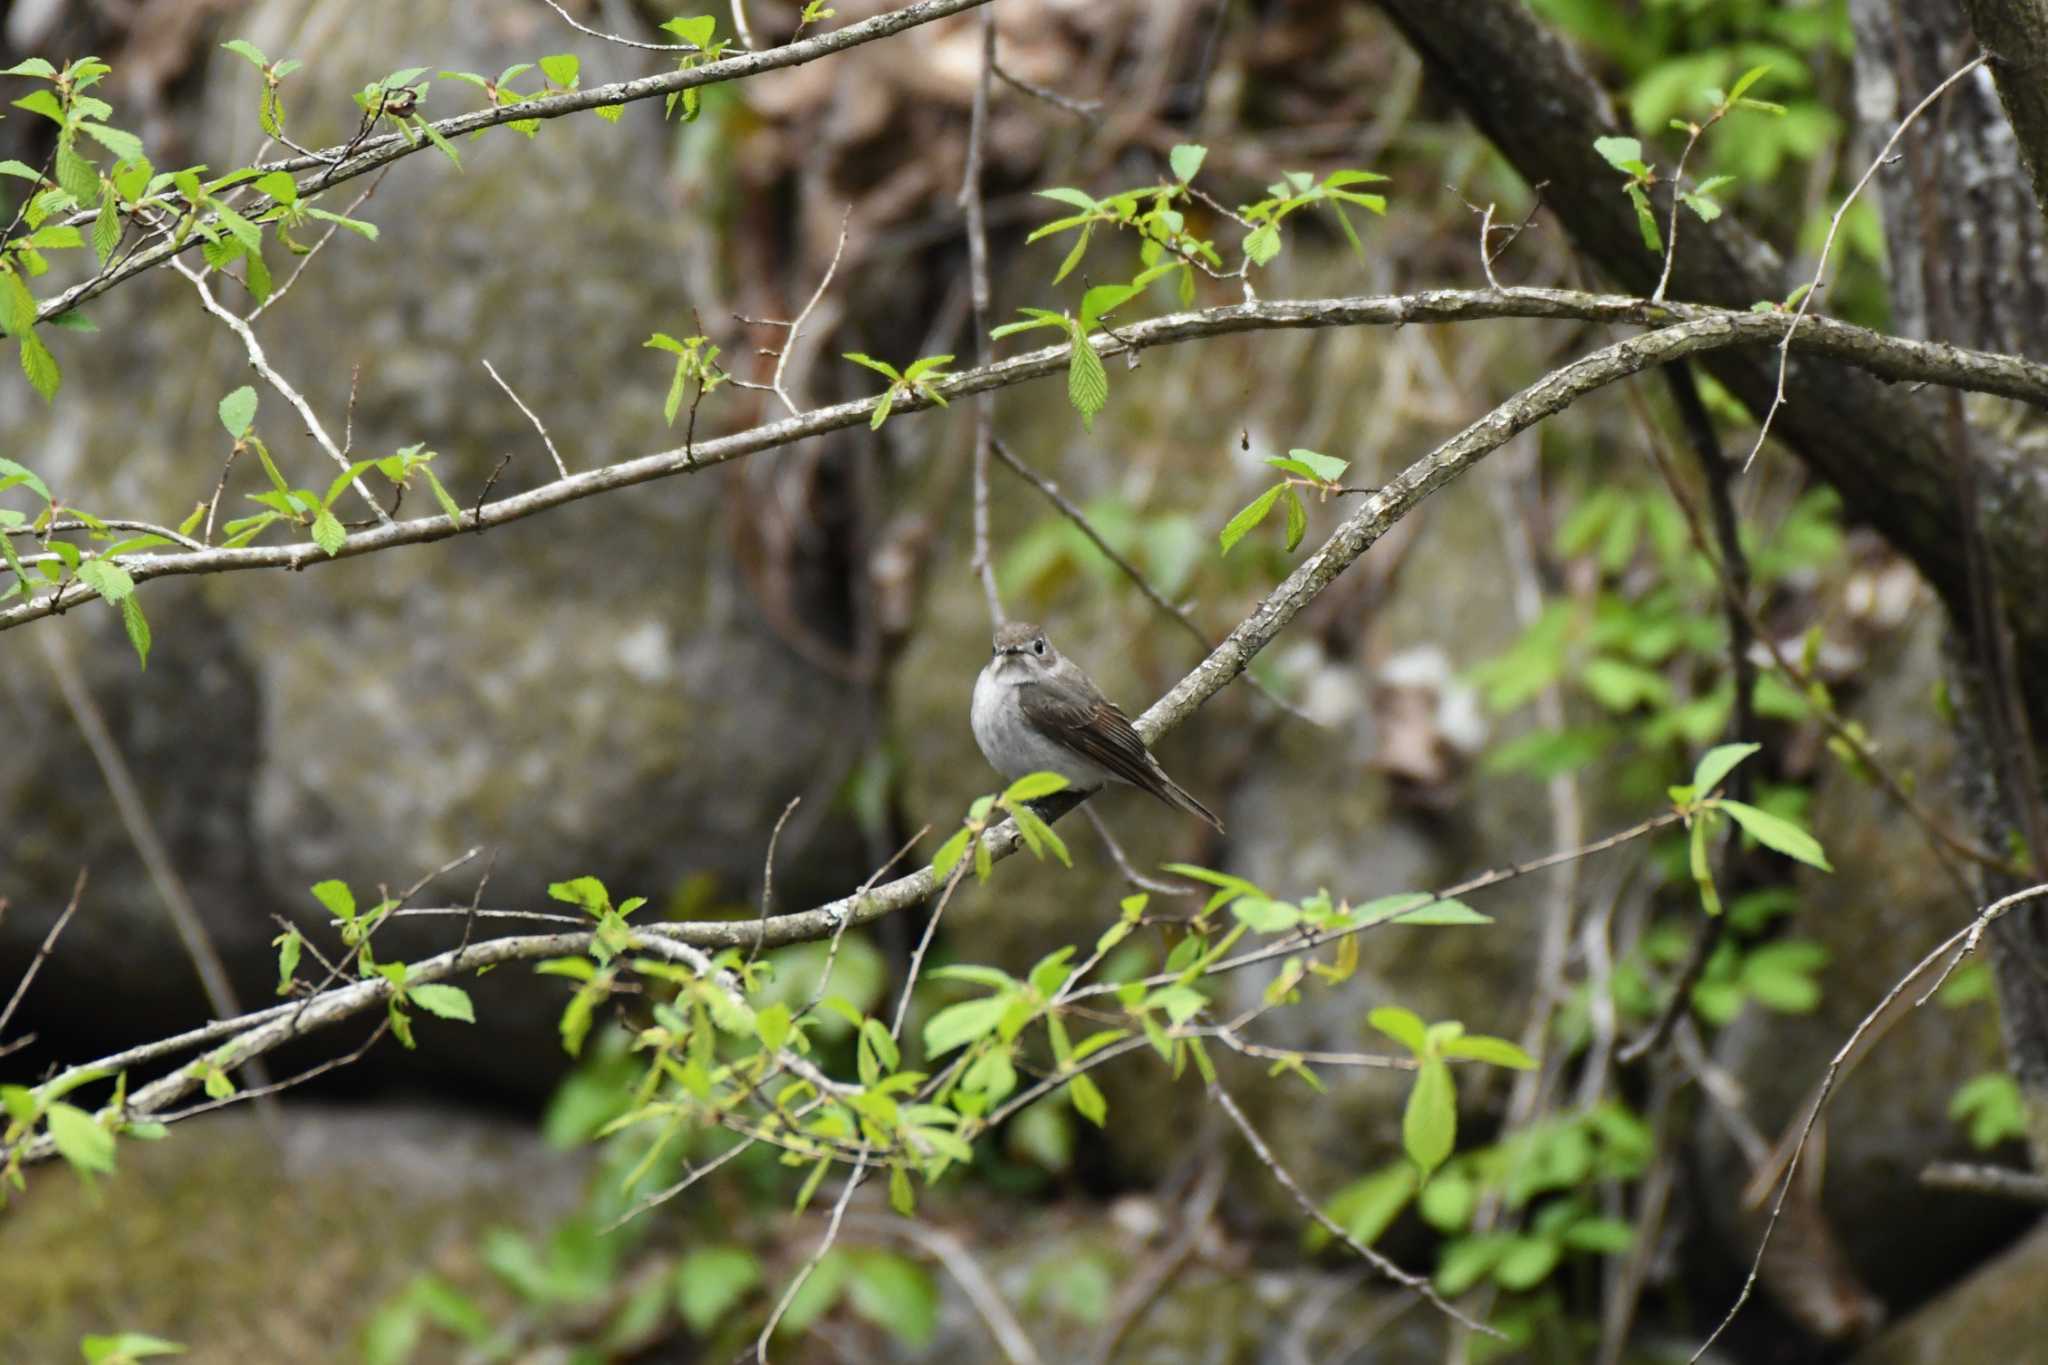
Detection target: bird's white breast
<box><xmin>972</xmin><ymin>663</ymin><xmax>1115</xmax><ymax>788</ymax></box>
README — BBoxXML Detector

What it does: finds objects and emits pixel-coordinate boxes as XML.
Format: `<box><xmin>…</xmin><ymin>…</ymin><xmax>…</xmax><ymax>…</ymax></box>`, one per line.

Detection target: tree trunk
<box><xmin>1959</xmin><ymin>0</ymin><xmax>2048</xmax><ymax>230</ymax></box>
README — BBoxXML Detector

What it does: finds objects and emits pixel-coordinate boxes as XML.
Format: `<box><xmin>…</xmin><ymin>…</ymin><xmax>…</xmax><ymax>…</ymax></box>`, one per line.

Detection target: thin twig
<box><xmin>1080</xmin><ymin>804</ymin><xmax>1199</xmax><ymax>896</ymax></box>
<box><xmin>1741</xmin><ymin>53</ymin><xmax>1987</xmax><ymax>470</ymax></box>
<box><xmin>961</xmin><ymin>8</ymin><xmax>1005</xmax><ymax>626</ymax></box>
<box><xmin>846</xmin><ymin>1212</ymin><xmax>1045</xmax><ymax>1365</ymax></box>
<box><xmin>756</xmin><ymin>1165</ymin><xmax>870</xmax><ymax>1363</ymax></box>
<box><xmin>482</xmin><ymin>359</ymin><xmax>571</xmax><ymax>478</ymax></box>
<box><xmin>1085</xmin><ymin>1155</ymin><xmax>1224</xmax><ymax>1365</ymax></box>
<box><xmin>889</xmin><ymin>858</ymin><xmax>971</xmax><ymax>1040</ymax></box>
<box><xmin>747</xmin><ymin>797</ymin><xmax>803</xmax><ymax>967</ymax></box>
<box><xmin>0</xmin><ymin>869</ymin><xmax>86</xmax><ymax>1041</ymax></box>
<box><xmin>171</xmin><ymin>257</ymin><xmax>392</xmax><ymax>526</ymax></box>
<box><xmin>39</xmin><ymin>631</ymin><xmax>278</xmax><ymax>1115</ymax></box>
<box><xmin>542</xmin><ymin>0</ymin><xmax>709</xmax><ymax>52</ymax></box>
<box><xmin>1209</xmin><ymin>1080</ymin><xmax>1501</xmax><ymax>1339</ymax></box>
<box><xmin>1691</xmin><ymin>879</ymin><xmax>2048</xmax><ymax>1360</ymax></box>
<box><xmin>247</xmin><ymin>168</ymin><xmax>390</xmax><ymax>321</ymax></box>
<box><xmin>770</xmin><ymin>209</ymin><xmax>852</xmax><ymax>417</ymax></box>
<box><xmin>989</xmin><ymin>437</ymin><xmax>1316</xmax><ymax>724</ymax></box>
<box><xmin>992</xmin><ymin>60</ymin><xmax>1101</xmax><ymax>120</ymax></box>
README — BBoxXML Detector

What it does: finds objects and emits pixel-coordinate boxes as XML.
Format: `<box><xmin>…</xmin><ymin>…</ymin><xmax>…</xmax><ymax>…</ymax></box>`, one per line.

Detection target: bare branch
<box><xmin>14</xmin><ymin>286</ymin><xmax>2046</xmax><ymax>636</ymax></box>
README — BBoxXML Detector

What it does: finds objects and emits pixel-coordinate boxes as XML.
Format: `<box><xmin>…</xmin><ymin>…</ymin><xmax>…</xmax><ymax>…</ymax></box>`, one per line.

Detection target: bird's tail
<box><xmin>1149</xmin><ymin>765</ymin><xmax>1225</xmax><ymax>833</ymax></box>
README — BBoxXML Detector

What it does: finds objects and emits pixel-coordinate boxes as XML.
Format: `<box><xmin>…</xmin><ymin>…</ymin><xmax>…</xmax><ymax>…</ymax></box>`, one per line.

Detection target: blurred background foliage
<box><xmin>1</xmin><ymin>0</ymin><xmax>2035</xmax><ymax>1362</ymax></box>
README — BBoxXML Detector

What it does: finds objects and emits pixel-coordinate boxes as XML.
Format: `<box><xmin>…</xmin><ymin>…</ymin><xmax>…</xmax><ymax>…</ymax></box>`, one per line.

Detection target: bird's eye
<box><xmin>1032</xmin><ymin>639</ymin><xmax>1045</xmax><ymax>655</ymax></box>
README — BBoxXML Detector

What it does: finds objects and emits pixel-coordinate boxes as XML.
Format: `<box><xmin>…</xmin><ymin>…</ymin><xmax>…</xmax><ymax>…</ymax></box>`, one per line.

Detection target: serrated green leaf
<box><xmin>309</xmin><ymin>508</ymin><xmax>345</xmax><ymax>556</ymax></box>
<box><xmin>1168</xmin><ymin>143</ymin><xmax>1207</xmax><ymax>183</ymax></box>
<box><xmin>19</xmin><ymin>328</ymin><xmax>59</xmax><ymax>401</ymax></box>
<box><xmin>1243</xmin><ymin>221</ymin><xmax>1280</xmax><ymax>266</ymax></box>
<box><xmin>1068</xmin><ymin>335</ymin><xmax>1107</xmax><ymax>430</ymax></box>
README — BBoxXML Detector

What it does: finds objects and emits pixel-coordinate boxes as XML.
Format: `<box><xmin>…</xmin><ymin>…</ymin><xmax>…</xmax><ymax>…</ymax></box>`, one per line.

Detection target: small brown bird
<box><xmin>971</xmin><ymin>621</ymin><xmax>1224</xmax><ymax>832</ymax></box>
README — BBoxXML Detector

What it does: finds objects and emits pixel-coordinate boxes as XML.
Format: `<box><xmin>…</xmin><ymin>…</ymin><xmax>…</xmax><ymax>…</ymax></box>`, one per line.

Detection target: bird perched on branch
<box><xmin>972</xmin><ymin>621</ymin><xmax>1224</xmax><ymax>832</ymax></box>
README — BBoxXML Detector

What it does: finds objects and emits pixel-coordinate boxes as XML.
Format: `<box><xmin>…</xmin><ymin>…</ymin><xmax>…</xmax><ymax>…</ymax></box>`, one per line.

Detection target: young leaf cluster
<box><xmin>1218</xmin><ymin>447</ymin><xmax>1349</xmax><ymax>555</ymax></box>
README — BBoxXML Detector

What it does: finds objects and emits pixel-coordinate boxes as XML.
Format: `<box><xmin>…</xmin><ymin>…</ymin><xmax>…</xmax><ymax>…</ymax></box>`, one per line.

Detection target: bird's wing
<box><xmin>1015</xmin><ymin>680</ymin><xmax>1160</xmax><ymax>791</ymax></box>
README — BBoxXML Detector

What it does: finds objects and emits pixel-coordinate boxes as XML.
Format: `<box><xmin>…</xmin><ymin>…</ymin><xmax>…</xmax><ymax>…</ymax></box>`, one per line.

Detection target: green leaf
<box><xmin>77</xmin><ymin>557</ymin><xmax>134</xmax><ymax>603</ymax></box>
<box><xmin>1690</xmin><ymin>742</ymin><xmax>1759</xmax><ymax>798</ymax></box>
<box><xmin>408</xmin><ymin>983</ymin><xmax>475</xmax><ymax>1022</ymax></box>
<box><xmin>12</xmin><ymin>88</ymin><xmax>64</xmax><ymax>124</ymax></box>
<box><xmin>1403</xmin><ymin>1058</ymin><xmax>1455</xmax><ymax>1178</ymax></box>
<box><xmin>1277</xmin><ymin>448</ymin><xmax>1348</xmax><ymax>482</ymax></box>
<box><xmin>1592</xmin><ymin>136</ymin><xmax>1647</xmax><ymax>174</ymax></box>
<box><xmin>46</xmin><ymin>1101</ymin><xmax>116</xmax><ymax>1175</ymax></box>
<box><xmin>848</xmin><ymin>1252</ymin><xmax>939</xmax><ymax>1349</ymax></box>
<box><xmin>676</xmin><ymin>1247</ymin><xmax>761</xmax><ymax>1334</ymax></box>
<box><xmin>303</xmin><ymin>206</ymin><xmax>379</xmax><ymax>240</ymax></box>
<box><xmin>1717</xmin><ymin>799</ymin><xmax>1832</xmax><ymax>870</ymax></box>
<box><xmin>1011</xmin><ymin>804</ymin><xmax>1071</xmax><ymax>867</ymax></box>
<box><xmin>1625</xmin><ymin>183</ymin><xmax>1662</xmax><ymax>252</ymax></box>
<box><xmin>77</xmin><ymin>122</ymin><xmax>143</xmax><ymax>163</ymax></box>
<box><xmin>1441</xmin><ymin>1035</ymin><xmax>1536</xmax><ymax>1069</ymax></box>
<box><xmin>1066</xmin><ymin>1072</ymin><xmax>1107</xmax><ymax>1126</ymax></box>
<box><xmin>80</xmin><ymin>1334</ymin><xmax>186</xmax><ymax>1364</ymax></box>
<box><xmin>1219</xmin><ymin>482</ymin><xmax>1283</xmax><ymax>554</ymax></box>
<box><xmin>0</xmin><ymin>456</ymin><xmax>52</xmax><ymax>504</ymax></box>
<box><xmin>1243</xmin><ymin>221</ymin><xmax>1280</xmax><ymax>266</ymax></box>
<box><xmin>120</xmin><ymin>595</ymin><xmax>150</xmax><ymax>669</ymax></box>
<box><xmin>922</xmin><ymin>996</ymin><xmax>1008</xmax><ymax>1059</ymax></box>
<box><xmin>418</xmin><ymin>464</ymin><xmax>464</xmax><ymax>529</ymax></box>
<box><xmin>1231</xmin><ymin>897</ymin><xmax>1301</xmax><ymax>933</ymax></box>
<box><xmin>1368</xmin><ymin>1005</ymin><xmax>1428</xmax><ymax>1056</ymax></box>
<box><xmin>1282</xmin><ymin>483</ymin><xmax>1307</xmax><ymax>551</ymax></box>
<box><xmin>19</xmin><ymin>329</ymin><xmax>59</xmax><ymax>401</ymax></box>
<box><xmin>309</xmin><ymin>508</ymin><xmax>345</xmax><ymax>556</ymax></box>
<box><xmin>310</xmin><ymin>878</ymin><xmax>356</xmax><ymax>920</ymax></box>
<box><xmin>930</xmin><ymin>827</ymin><xmax>973</xmax><ymax>881</ymax></box>
<box><xmin>1389</xmin><ymin>899</ymin><xmax>1490</xmax><ymax>927</ymax></box>
<box><xmin>1690</xmin><ymin>813</ymin><xmax>1722</xmax><ymax>917</ymax></box>
<box><xmin>661</xmin><ymin>15</ymin><xmax>719</xmax><ymax>48</ymax></box>
<box><xmin>1068</xmin><ymin>336</ymin><xmax>1107</xmax><ymax>430</ymax></box>
<box><xmin>218</xmin><ymin>385</ymin><xmax>258</xmax><ymax>438</ymax></box>
<box><xmin>538</xmin><ymin>53</ymin><xmax>580</xmax><ymax>88</ymax></box>
<box><xmin>93</xmin><ymin>186</ymin><xmax>122</xmax><ymax>265</ymax></box>
<box><xmin>1726</xmin><ymin>64</ymin><xmax>1772</xmax><ymax>105</ymax></box>
<box><xmin>1168</xmin><ymin>143</ymin><xmax>1207</xmax><ymax>183</ymax></box>
<box><xmin>1493</xmin><ymin>1235</ymin><xmax>1562</xmax><ymax>1291</ymax></box>
<box><xmin>221</xmin><ymin>39</ymin><xmax>269</xmax><ymax>68</ymax></box>
<box><xmin>1</xmin><ymin>58</ymin><xmax>59</xmax><ymax>79</ymax></box>
<box><xmin>1001</xmin><ymin>772</ymin><xmax>1069</xmax><ymax>804</ymax></box>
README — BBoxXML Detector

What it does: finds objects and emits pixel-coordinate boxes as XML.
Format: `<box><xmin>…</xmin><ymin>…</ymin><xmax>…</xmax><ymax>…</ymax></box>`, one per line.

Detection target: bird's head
<box><xmin>991</xmin><ymin>621</ymin><xmax>1058</xmax><ymax>676</ymax></box>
